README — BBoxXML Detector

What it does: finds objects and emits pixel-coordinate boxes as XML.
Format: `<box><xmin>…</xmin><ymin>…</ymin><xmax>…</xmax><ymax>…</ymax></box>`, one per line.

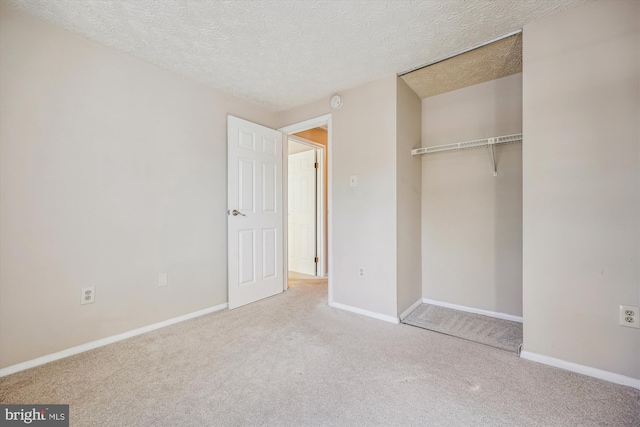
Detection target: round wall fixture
<box><xmin>330</xmin><ymin>94</ymin><xmax>343</xmax><ymax>110</ymax></box>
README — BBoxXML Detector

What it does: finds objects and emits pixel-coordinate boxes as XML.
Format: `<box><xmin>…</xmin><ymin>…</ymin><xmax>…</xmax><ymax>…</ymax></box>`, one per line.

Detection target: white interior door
<box><xmin>288</xmin><ymin>150</ymin><xmax>317</xmax><ymax>275</ymax></box>
<box><xmin>227</xmin><ymin>116</ymin><xmax>283</xmax><ymax>309</ymax></box>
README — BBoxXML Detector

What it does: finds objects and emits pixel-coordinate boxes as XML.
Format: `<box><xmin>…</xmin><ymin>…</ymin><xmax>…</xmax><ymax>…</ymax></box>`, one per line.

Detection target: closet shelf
<box><xmin>411</xmin><ymin>133</ymin><xmax>522</xmax><ymax>156</ymax></box>
<box><xmin>411</xmin><ymin>133</ymin><xmax>522</xmax><ymax>176</ymax></box>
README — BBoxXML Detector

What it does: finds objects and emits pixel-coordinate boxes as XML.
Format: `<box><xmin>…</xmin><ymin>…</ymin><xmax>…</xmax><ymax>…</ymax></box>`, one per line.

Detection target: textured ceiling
<box><xmin>6</xmin><ymin>0</ymin><xmax>592</xmax><ymax>111</ymax></box>
<box><xmin>402</xmin><ymin>33</ymin><xmax>523</xmax><ymax>99</ymax></box>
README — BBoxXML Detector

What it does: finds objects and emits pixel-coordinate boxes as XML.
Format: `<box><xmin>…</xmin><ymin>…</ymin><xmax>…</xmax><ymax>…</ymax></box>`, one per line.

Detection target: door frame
<box><xmin>278</xmin><ymin>114</ymin><xmax>333</xmax><ymax>304</ymax></box>
<box><xmin>287</xmin><ymin>135</ymin><xmax>325</xmax><ymax>277</ymax></box>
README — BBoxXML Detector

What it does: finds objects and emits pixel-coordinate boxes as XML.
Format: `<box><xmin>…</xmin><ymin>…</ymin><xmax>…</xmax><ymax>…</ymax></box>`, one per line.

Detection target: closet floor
<box><xmin>402</xmin><ymin>304</ymin><xmax>523</xmax><ymax>353</ymax></box>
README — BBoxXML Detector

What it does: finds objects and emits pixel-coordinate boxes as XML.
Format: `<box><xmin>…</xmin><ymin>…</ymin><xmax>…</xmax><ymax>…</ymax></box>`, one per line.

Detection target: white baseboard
<box><xmin>400</xmin><ymin>298</ymin><xmax>423</xmax><ymax>321</ymax></box>
<box><xmin>520</xmin><ymin>350</ymin><xmax>640</xmax><ymax>390</ymax></box>
<box><xmin>329</xmin><ymin>301</ymin><xmax>399</xmax><ymax>324</ymax></box>
<box><xmin>0</xmin><ymin>303</ymin><xmax>228</xmax><ymax>378</ymax></box>
<box><xmin>422</xmin><ymin>298</ymin><xmax>523</xmax><ymax>323</ymax></box>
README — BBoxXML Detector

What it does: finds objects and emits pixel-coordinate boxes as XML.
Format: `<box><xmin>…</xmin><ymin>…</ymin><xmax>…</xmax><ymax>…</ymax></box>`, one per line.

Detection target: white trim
<box><xmin>422</xmin><ymin>298</ymin><xmax>523</xmax><ymax>323</ymax></box>
<box><xmin>282</xmin><ymin>132</ymin><xmax>289</xmax><ymax>290</ymax></box>
<box><xmin>278</xmin><ymin>114</ymin><xmax>333</xmax><ymax>303</ymax></box>
<box><xmin>327</xmin><ymin>116</ymin><xmax>332</xmax><ymax>303</ymax></box>
<box><xmin>0</xmin><ymin>303</ymin><xmax>228</xmax><ymax>378</ymax></box>
<box><xmin>520</xmin><ymin>350</ymin><xmax>640</xmax><ymax>390</ymax></box>
<box><xmin>282</xmin><ymin>130</ymin><xmax>289</xmax><ymax>291</ymax></box>
<box><xmin>399</xmin><ymin>298</ymin><xmax>423</xmax><ymax>321</ymax></box>
<box><xmin>330</xmin><ymin>301</ymin><xmax>399</xmax><ymax>324</ymax></box>
<box><xmin>278</xmin><ymin>114</ymin><xmax>332</xmax><ymax>135</ymax></box>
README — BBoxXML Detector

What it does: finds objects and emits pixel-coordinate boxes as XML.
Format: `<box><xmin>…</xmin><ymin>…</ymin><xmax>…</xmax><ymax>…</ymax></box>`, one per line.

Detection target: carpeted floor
<box><xmin>1</xmin><ymin>276</ymin><xmax>639</xmax><ymax>426</ymax></box>
<box><xmin>402</xmin><ymin>304</ymin><xmax>523</xmax><ymax>353</ymax></box>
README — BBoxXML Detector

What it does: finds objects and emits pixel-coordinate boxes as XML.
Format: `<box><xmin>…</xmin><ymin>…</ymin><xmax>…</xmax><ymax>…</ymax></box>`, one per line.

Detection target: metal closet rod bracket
<box><xmin>488</xmin><ymin>137</ymin><xmax>497</xmax><ymax>177</ymax></box>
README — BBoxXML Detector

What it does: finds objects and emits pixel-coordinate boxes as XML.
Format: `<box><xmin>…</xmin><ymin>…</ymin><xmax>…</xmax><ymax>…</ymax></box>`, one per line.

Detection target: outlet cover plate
<box><xmin>619</xmin><ymin>305</ymin><xmax>639</xmax><ymax>329</ymax></box>
<box><xmin>81</xmin><ymin>286</ymin><xmax>95</xmax><ymax>305</ymax></box>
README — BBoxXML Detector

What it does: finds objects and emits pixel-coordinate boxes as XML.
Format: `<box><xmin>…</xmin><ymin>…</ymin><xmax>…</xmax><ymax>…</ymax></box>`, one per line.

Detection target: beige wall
<box><xmin>279</xmin><ymin>75</ymin><xmax>404</xmax><ymax>319</ymax></box>
<box><xmin>0</xmin><ymin>6</ymin><xmax>276</xmax><ymax>368</ymax></box>
<box><xmin>523</xmin><ymin>0</ymin><xmax>640</xmax><ymax>379</ymax></box>
<box><xmin>421</xmin><ymin>74</ymin><xmax>523</xmax><ymax>316</ymax></box>
<box><xmin>331</xmin><ymin>76</ymin><xmax>398</xmax><ymax>317</ymax></box>
<box><xmin>396</xmin><ymin>78</ymin><xmax>422</xmax><ymax>315</ymax></box>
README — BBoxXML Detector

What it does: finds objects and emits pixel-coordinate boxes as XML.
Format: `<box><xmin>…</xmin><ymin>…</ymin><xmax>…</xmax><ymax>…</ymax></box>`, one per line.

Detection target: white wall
<box><xmin>523</xmin><ymin>0</ymin><xmax>639</xmax><ymax>380</ymax></box>
<box><xmin>280</xmin><ymin>75</ymin><xmax>419</xmax><ymax>320</ymax></box>
<box><xmin>0</xmin><ymin>6</ymin><xmax>276</xmax><ymax>368</ymax></box>
<box><xmin>288</xmin><ymin>139</ymin><xmax>313</xmax><ymax>154</ymax></box>
<box><xmin>331</xmin><ymin>76</ymin><xmax>398</xmax><ymax>317</ymax></box>
<box><xmin>396</xmin><ymin>78</ymin><xmax>422</xmax><ymax>315</ymax></box>
<box><xmin>421</xmin><ymin>74</ymin><xmax>523</xmax><ymax>316</ymax></box>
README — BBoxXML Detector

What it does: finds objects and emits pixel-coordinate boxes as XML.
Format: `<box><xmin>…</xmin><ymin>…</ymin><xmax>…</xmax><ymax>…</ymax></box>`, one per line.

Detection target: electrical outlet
<box><xmin>81</xmin><ymin>286</ymin><xmax>95</xmax><ymax>305</ymax></box>
<box><xmin>619</xmin><ymin>305</ymin><xmax>639</xmax><ymax>329</ymax></box>
<box><xmin>358</xmin><ymin>267</ymin><xmax>365</xmax><ymax>279</ymax></box>
<box><xmin>159</xmin><ymin>273</ymin><xmax>168</xmax><ymax>287</ymax></box>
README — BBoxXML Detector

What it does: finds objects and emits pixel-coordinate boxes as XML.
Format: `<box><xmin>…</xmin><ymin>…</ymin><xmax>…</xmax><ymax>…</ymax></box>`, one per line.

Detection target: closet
<box><xmin>400</xmin><ymin>32</ymin><xmax>524</xmax><ymax>352</ymax></box>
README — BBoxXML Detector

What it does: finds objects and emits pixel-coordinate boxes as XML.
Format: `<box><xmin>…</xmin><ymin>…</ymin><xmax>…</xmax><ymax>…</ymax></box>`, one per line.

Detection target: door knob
<box><xmin>229</xmin><ymin>209</ymin><xmax>246</xmax><ymax>217</ymax></box>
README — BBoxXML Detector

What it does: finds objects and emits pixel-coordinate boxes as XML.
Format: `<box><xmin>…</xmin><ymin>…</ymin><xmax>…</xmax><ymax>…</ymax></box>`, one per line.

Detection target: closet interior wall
<box><xmin>421</xmin><ymin>73</ymin><xmax>523</xmax><ymax>317</ymax></box>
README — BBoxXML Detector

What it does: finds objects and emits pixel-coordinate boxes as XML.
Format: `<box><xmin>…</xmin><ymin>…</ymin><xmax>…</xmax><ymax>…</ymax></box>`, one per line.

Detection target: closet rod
<box><xmin>411</xmin><ymin>133</ymin><xmax>522</xmax><ymax>176</ymax></box>
<box><xmin>398</xmin><ymin>30</ymin><xmax>522</xmax><ymax>76</ymax></box>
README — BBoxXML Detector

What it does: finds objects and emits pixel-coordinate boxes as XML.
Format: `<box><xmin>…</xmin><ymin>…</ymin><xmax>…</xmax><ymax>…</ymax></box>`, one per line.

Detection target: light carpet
<box><xmin>402</xmin><ymin>304</ymin><xmax>523</xmax><ymax>353</ymax></box>
<box><xmin>1</xmin><ymin>277</ymin><xmax>639</xmax><ymax>426</ymax></box>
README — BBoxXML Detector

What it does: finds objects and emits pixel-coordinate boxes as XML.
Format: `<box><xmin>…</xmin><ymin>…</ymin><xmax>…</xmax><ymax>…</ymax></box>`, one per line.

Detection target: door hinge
<box><xmin>314</xmin><ymin>162</ymin><xmax>318</xmax><ymax>169</ymax></box>
<box><xmin>314</xmin><ymin>256</ymin><xmax>319</xmax><ymax>263</ymax></box>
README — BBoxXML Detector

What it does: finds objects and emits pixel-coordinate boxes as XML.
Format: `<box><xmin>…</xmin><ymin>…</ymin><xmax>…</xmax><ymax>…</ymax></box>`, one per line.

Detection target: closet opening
<box><xmin>399</xmin><ymin>31</ymin><xmax>524</xmax><ymax>354</ymax></box>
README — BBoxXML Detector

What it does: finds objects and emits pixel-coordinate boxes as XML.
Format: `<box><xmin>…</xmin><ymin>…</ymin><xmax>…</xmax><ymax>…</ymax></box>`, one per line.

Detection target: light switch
<box><xmin>159</xmin><ymin>273</ymin><xmax>168</xmax><ymax>287</ymax></box>
<box><xmin>349</xmin><ymin>175</ymin><xmax>358</xmax><ymax>187</ymax></box>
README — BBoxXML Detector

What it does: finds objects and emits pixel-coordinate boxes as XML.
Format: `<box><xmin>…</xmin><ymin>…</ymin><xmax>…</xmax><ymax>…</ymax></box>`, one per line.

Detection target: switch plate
<box><xmin>159</xmin><ymin>273</ymin><xmax>168</xmax><ymax>287</ymax></box>
<box><xmin>349</xmin><ymin>175</ymin><xmax>358</xmax><ymax>187</ymax></box>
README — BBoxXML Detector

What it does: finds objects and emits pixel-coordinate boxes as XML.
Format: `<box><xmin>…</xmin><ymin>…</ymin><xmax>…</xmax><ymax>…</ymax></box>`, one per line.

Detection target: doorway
<box><xmin>279</xmin><ymin>114</ymin><xmax>332</xmax><ymax>302</ymax></box>
<box><xmin>287</xmin><ymin>138</ymin><xmax>319</xmax><ymax>276</ymax></box>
